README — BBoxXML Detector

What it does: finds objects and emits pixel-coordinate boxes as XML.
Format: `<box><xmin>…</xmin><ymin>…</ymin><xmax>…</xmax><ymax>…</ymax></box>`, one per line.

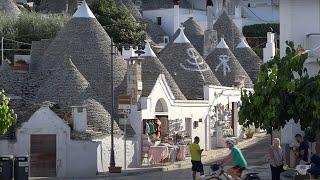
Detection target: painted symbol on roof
<box><xmin>215</xmin><ymin>55</ymin><xmax>231</xmax><ymax>76</ymax></box>
<box><xmin>180</xmin><ymin>48</ymin><xmax>210</xmax><ymax>73</ymax></box>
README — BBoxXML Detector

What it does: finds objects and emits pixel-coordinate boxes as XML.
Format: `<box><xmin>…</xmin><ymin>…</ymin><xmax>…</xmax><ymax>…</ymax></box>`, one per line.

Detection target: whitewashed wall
<box><xmin>67</xmin><ymin>140</ymin><xmax>99</xmax><ymax>177</ymax></box>
<box><xmin>242</xmin><ymin>5</ymin><xmax>279</xmax><ymax>23</ymax></box>
<box><xmin>280</xmin><ymin>0</ymin><xmax>320</xmax><ymax>76</ymax></box>
<box><xmin>142</xmin><ymin>5</ymin><xmax>279</xmax><ymax>38</ymax></box>
<box><xmin>0</xmin><ymin>106</ymin><xmax>139</xmax><ymax>177</ymax></box>
<box><xmin>14</xmin><ymin>107</ymin><xmax>70</xmax><ymax>177</ymax></box>
<box><xmin>129</xmin><ymin>75</ymin><xmax>243</xmax><ymax>152</ymax></box>
<box><xmin>96</xmin><ymin>135</ymin><xmax>138</xmax><ymax>172</ymax></box>
<box><xmin>143</xmin><ymin>8</ymin><xmax>207</xmax><ymax>36</ymax></box>
<box><xmin>280</xmin><ymin>0</ymin><xmax>320</xmax><ymax>56</ymax></box>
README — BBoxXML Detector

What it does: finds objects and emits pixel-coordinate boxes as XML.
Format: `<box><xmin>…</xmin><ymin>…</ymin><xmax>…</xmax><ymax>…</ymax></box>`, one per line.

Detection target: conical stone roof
<box><xmin>159</xmin><ymin>27</ymin><xmax>221</xmax><ymax>100</ymax></box>
<box><xmin>37</xmin><ymin>1</ymin><xmax>127</xmax><ymax>109</ymax></box>
<box><xmin>141</xmin><ymin>41</ymin><xmax>186</xmax><ymax>100</ymax></box>
<box><xmin>205</xmin><ymin>38</ymin><xmax>253</xmax><ymax>88</ymax></box>
<box><xmin>141</xmin><ymin>18</ymin><xmax>167</xmax><ymax>44</ymax></box>
<box><xmin>172</xmin><ymin>17</ymin><xmax>205</xmax><ymax>55</ymax></box>
<box><xmin>213</xmin><ymin>11</ymin><xmax>244</xmax><ymax>50</ymax></box>
<box><xmin>234</xmin><ymin>37</ymin><xmax>262</xmax><ymax>82</ymax></box>
<box><xmin>121</xmin><ymin>0</ymin><xmax>142</xmax><ymax>19</ymax></box>
<box><xmin>35</xmin><ymin>57</ymin><xmax>90</xmax><ymax>105</ymax></box>
<box><xmin>71</xmin><ymin>98</ymin><xmax>122</xmax><ymax>140</ymax></box>
<box><xmin>0</xmin><ymin>63</ymin><xmax>27</xmax><ymax>96</ymax></box>
<box><xmin>0</xmin><ymin>0</ymin><xmax>20</xmax><ymax>16</ymax></box>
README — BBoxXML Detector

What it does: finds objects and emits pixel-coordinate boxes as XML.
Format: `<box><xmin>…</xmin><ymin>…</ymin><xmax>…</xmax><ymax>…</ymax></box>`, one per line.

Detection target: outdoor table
<box><xmin>149</xmin><ymin>146</ymin><xmax>169</xmax><ymax>164</ymax></box>
<box><xmin>176</xmin><ymin>145</ymin><xmax>187</xmax><ymax>161</ymax></box>
<box><xmin>295</xmin><ymin>164</ymin><xmax>311</xmax><ymax>174</ymax></box>
<box><xmin>168</xmin><ymin>145</ymin><xmax>178</xmax><ymax>164</ymax></box>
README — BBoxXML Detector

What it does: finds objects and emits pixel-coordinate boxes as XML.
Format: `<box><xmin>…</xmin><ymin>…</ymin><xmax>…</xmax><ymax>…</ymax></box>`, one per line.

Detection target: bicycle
<box><xmin>200</xmin><ymin>164</ymin><xmax>261</xmax><ymax>180</ymax></box>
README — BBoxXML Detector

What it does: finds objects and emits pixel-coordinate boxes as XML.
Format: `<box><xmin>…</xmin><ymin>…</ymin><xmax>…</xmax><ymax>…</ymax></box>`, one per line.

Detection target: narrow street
<box><xmin>31</xmin><ymin>134</ymin><xmax>295</xmax><ymax>180</ymax></box>
<box><xmin>106</xmin><ymin>134</ymin><xmax>292</xmax><ymax>180</ymax></box>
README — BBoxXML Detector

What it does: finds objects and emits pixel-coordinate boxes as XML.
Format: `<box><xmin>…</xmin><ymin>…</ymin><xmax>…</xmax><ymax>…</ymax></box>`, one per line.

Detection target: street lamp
<box><xmin>109</xmin><ymin>38</ymin><xmax>143</xmax><ymax>173</ymax></box>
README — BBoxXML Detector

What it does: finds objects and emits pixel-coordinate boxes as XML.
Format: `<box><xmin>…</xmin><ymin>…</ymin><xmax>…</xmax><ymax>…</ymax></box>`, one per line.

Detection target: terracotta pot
<box><xmin>108</xmin><ymin>166</ymin><xmax>122</xmax><ymax>173</ymax></box>
<box><xmin>246</xmin><ymin>133</ymin><xmax>254</xmax><ymax>139</ymax></box>
<box><xmin>13</xmin><ymin>63</ymin><xmax>29</xmax><ymax>71</ymax></box>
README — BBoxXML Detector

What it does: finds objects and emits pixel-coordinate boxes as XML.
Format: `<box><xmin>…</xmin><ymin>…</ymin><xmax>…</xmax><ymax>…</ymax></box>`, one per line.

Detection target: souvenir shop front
<box><xmin>210</xmin><ymin>101</ymin><xmax>241</xmax><ymax>148</ymax></box>
<box><xmin>141</xmin><ymin>116</ymin><xmax>190</xmax><ymax>165</ymax></box>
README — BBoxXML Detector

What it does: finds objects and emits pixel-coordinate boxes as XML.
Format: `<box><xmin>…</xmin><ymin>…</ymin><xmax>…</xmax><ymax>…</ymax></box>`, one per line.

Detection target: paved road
<box><xmin>34</xmin><ymin>135</ymin><xmax>293</xmax><ymax>180</ymax></box>
<box><xmin>107</xmin><ymin>135</ymin><xmax>292</xmax><ymax>180</ymax></box>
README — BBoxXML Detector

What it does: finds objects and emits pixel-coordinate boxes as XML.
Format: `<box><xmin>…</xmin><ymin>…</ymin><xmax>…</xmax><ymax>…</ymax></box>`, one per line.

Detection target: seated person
<box><xmin>307</xmin><ymin>154</ymin><xmax>320</xmax><ymax>176</ymax></box>
<box><xmin>295</xmin><ymin>134</ymin><xmax>309</xmax><ymax>164</ymax></box>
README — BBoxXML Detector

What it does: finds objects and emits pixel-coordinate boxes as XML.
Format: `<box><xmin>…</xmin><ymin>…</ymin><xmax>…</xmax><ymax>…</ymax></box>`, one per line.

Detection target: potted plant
<box><xmin>245</xmin><ymin>126</ymin><xmax>255</xmax><ymax>139</ymax></box>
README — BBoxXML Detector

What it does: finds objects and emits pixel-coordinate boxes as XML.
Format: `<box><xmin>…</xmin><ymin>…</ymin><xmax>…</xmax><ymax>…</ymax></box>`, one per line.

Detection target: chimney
<box><xmin>72</xmin><ymin>106</ymin><xmax>87</xmax><ymax>132</ymax></box>
<box><xmin>126</xmin><ymin>54</ymin><xmax>144</xmax><ymax>104</ymax></box>
<box><xmin>263</xmin><ymin>32</ymin><xmax>276</xmax><ymax>63</ymax></box>
<box><xmin>206</xmin><ymin>0</ymin><xmax>214</xmax><ymax>30</ymax></box>
<box><xmin>173</xmin><ymin>0</ymin><xmax>180</xmax><ymax>35</ymax></box>
<box><xmin>204</xmin><ymin>1</ymin><xmax>218</xmax><ymax>57</ymax></box>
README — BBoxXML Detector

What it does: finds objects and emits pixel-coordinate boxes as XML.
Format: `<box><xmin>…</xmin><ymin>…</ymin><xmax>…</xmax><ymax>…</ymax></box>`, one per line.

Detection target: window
<box><xmin>163</xmin><ymin>36</ymin><xmax>169</xmax><ymax>44</ymax></box>
<box><xmin>77</xmin><ymin>107</ymin><xmax>83</xmax><ymax>113</ymax></box>
<box><xmin>157</xmin><ymin>17</ymin><xmax>162</xmax><ymax>25</ymax></box>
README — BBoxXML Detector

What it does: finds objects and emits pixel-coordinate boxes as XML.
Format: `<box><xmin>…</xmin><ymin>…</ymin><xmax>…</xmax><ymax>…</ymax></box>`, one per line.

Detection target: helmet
<box><xmin>210</xmin><ymin>163</ymin><xmax>220</xmax><ymax>171</ymax></box>
<box><xmin>225</xmin><ymin>139</ymin><xmax>235</xmax><ymax>145</ymax></box>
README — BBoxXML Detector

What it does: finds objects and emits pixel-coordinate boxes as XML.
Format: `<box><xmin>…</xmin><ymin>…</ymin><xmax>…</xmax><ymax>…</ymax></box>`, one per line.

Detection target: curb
<box><xmin>100</xmin><ymin>167</ymin><xmax>163</xmax><ymax>177</ymax></box>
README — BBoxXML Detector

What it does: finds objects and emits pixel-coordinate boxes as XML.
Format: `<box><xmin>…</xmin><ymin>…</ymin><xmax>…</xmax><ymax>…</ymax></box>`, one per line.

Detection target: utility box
<box><xmin>14</xmin><ymin>156</ymin><xmax>29</xmax><ymax>180</ymax></box>
<box><xmin>0</xmin><ymin>155</ymin><xmax>13</xmax><ymax>180</ymax></box>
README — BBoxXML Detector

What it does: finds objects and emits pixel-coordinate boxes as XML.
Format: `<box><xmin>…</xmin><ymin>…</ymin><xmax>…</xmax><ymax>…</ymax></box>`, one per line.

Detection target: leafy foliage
<box><xmin>239</xmin><ymin>41</ymin><xmax>320</xmax><ymax>132</ymax></box>
<box><xmin>252</xmin><ymin>48</ymin><xmax>263</xmax><ymax>59</ymax></box>
<box><xmin>0</xmin><ymin>12</ymin><xmax>69</xmax><ymax>61</ymax></box>
<box><xmin>0</xmin><ymin>90</ymin><xmax>16</xmax><ymax>134</ymax></box>
<box><xmin>89</xmin><ymin>0</ymin><xmax>146</xmax><ymax>46</ymax></box>
<box><xmin>0</xmin><ymin>12</ymin><xmax>69</xmax><ymax>43</ymax></box>
<box><xmin>243</xmin><ymin>23</ymin><xmax>279</xmax><ymax>37</ymax></box>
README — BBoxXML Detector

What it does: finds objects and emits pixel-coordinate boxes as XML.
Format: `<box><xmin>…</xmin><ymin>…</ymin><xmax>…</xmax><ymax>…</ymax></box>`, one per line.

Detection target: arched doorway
<box><xmin>155</xmin><ymin>98</ymin><xmax>168</xmax><ymax>113</ymax></box>
<box><xmin>155</xmin><ymin>99</ymin><xmax>169</xmax><ymax>137</ymax></box>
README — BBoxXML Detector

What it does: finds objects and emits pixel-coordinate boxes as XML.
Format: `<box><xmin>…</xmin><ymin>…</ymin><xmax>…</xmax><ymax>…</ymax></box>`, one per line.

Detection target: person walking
<box><xmin>189</xmin><ymin>136</ymin><xmax>204</xmax><ymax>180</ymax></box>
<box><xmin>268</xmin><ymin>138</ymin><xmax>285</xmax><ymax>180</ymax></box>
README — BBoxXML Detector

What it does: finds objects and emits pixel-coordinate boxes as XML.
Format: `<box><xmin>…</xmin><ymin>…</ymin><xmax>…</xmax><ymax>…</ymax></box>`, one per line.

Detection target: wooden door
<box><xmin>157</xmin><ymin>116</ymin><xmax>169</xmax><ymax>137</ymax></box>
<box><xmin>30</xmin><ymin>134</ymin><xmax>56</xmax><ymax>177</ymax></box>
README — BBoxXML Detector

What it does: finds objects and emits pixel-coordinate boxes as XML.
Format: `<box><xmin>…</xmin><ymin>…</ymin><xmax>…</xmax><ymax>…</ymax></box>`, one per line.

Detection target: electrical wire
<box><xmin>3</xmin><ymin>37</ymin><xmax>32</xmax><ymax>46</ymax></box>
<box><xmin>241</xmin><ymin>2</ymin><xmax>274</xmax><ymax>23</ymax></box>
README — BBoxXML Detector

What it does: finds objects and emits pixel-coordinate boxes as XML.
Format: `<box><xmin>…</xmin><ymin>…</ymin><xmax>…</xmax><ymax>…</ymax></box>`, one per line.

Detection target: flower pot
<box><xmin>109</xmin><ymin>166</ymin><xmax>122</xmax><ymax>173</ymax></box>
<box><xmin>246</xmin><ymin>133</ymin><xmax>254</xmax><ymax>139</ymax></box>
<box><xmin>13</xmin><ymin>63</ymin><xmax>29</xmax><ymax>71</ymax></box>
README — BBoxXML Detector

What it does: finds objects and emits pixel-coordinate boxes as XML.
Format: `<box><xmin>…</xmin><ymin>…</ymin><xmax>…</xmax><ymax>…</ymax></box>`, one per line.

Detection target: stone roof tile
<box><xmin>159</xmin><ymin>36</ymin><xmax>221</xmax><ymax>100</ymax></box>
<box><xmin>205</xmin><ymin>39</ymin><xmax>253</xmax><ymax>88</ymax></box>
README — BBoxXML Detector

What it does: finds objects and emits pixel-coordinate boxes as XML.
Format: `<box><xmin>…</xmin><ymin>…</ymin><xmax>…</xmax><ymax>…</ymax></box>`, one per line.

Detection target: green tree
<box><xmin>239</xmin><ymin>41</ymin><xmax>320</xmax><ymax>133</ymax></box>
<box><xmin>89</xmin><ymin>0</ymin><xmax>146</xmax><ymax>46</ymax></box>
<box><xmin>0</xmin><ymin>90</ymin><xmax>16</xmax><ymax>134</ymax></box>
<box><xmin>0</xmin><ymin>12</ymin><xmax>69</xmax><ymax>62</ymax></box>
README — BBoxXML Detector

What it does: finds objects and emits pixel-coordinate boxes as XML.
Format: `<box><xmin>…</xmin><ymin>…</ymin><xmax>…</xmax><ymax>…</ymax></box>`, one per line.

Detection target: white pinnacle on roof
<box><xmin>142</xmin><ymin>39</ymin><xmax>156</xmax><ymax>57</ymax></box>
<box><xmin>216</xmin><ymin>37</ymin><xmax>229</xmax><ymax>49</ymax></box>
<box><xmin>236</xmin><ymin>37</ymin><xmax>250</xmax><ymax>48</ymax></box>
<box><xmin>73</xmin><ymin>1</ymin><xmax>96</xmax><ymax>18</ymax></box>
<box><xmin>173</xmin><ymin>26</ymin><xmax>190</xmax><ymax>43</ymax></box>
